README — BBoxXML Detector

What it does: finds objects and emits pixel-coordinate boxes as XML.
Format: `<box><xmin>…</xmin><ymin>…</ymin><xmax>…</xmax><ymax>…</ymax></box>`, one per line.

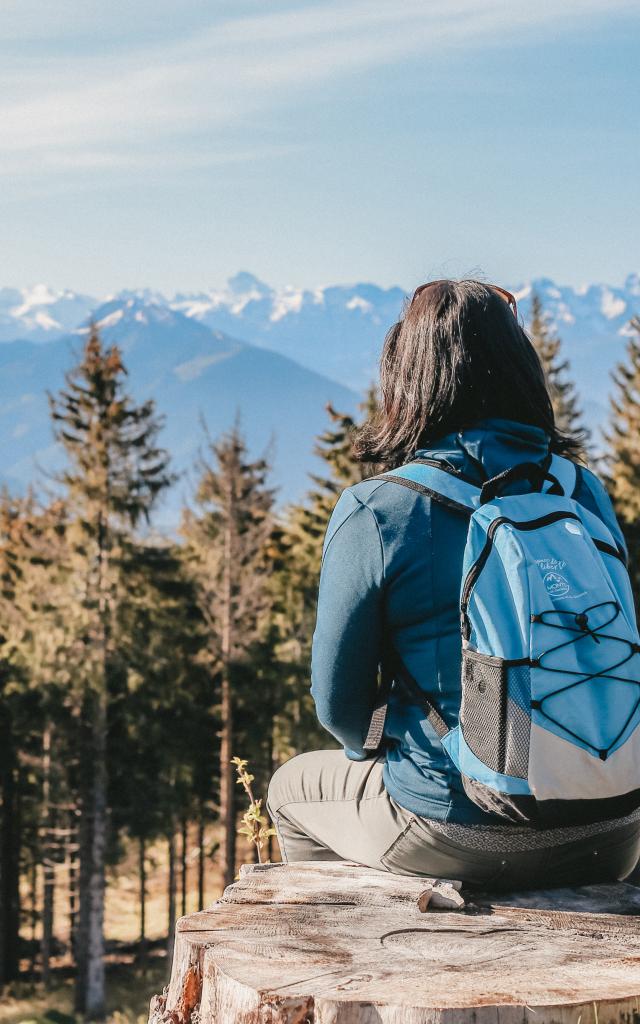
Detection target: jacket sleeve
<box><xmin>311</xmin><ymin>489</ymin><xmax>384</xmax><ymax>759</ymax></box>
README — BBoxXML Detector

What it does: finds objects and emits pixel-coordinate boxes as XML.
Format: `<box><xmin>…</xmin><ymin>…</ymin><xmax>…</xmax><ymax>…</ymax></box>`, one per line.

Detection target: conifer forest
<box><xmin>1</xmin><ymin>297</ymin><xmax>640</xmax><ymax>1020</ymax></box>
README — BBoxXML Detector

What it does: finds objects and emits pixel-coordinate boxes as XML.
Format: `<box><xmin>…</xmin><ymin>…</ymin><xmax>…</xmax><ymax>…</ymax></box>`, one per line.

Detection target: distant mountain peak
<box><xmin>227</xmin><ymin>271</ymin><xmax>270</xmax><ymax>296</ymax></box>
<box><xmin>112</xmin><ymin>287</ymin><xmax>168</xmax><ymax>307</ymax></box>
<box><xmin>75</xmin><ymin>297</ymin><xmax>204</xmax><ymax>348</ymax></box>
<box><xmin>625</xmin><ymin>272</ymin><xmax>640</xmax><ymax>297</ymax></box>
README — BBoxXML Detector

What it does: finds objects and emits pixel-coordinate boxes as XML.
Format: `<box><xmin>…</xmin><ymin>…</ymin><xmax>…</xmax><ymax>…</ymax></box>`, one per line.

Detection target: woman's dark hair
<box><xmin>354</xmin><ymin>279</ymin><xmax>586</xmax><ymax>466</ymax></box>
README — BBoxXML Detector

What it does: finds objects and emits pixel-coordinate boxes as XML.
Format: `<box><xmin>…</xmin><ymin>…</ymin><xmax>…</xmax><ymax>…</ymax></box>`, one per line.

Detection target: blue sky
<box><xmin>0</xmin><ymin>0</ymin><xmax>638</xmax><ymax>294</ymax></box>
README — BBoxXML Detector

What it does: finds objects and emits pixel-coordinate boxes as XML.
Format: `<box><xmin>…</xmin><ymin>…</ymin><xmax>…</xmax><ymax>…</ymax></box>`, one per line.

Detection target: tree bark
<box><xmin>180</xmin><ymin>819</ymin><xmax>188</xmax><ymax>918</ymax></box>
<box><xmin>77</xmin><ymin>506</ymin><xmax>111</xmax><ymax>1019</ymax></box>
<box><xmin>219</xmin><ymin>508</ymin><xmax>235</xmax><ymax>888</ymax></box>
<box><xmin>74</xmin><ymin>716</ymin><xmax>91</xmax><ymax>1012</ymax></box>
<box><xmin>74</xmin><ymin>688</ymin><xmax>107</xmax><ymax>1018</ymax></box>
<box><xmin>150</xmin><ymin>863</ymin><xmax>640</xmax><ymax>1024</ymax></box>
<box><xmin>267</xmin><ymin>725</ymin><xmax>276</xmax><ymax>864</ymax></box>
<box><xmin>138</xmin><ymin>834</ymin><xmax>147</xmax><ymax>967</ymax></box>
<box><xmin>84</xmin><ymin>689</ymin><xmax>107</xmax><ymax>1018</ymax></box>
<box><xmin>41</xmin><ymin>723</ymin><xmax>54</xmax><ymax>989</ymax></box>
<box><xmin>41</xmin><ymin>859</ymin><xmax>55</xmax><ymax>988</ymax></box>
<box><xmin>0</xmin><ymin>695</ymin><xmax>20</xmax><ymax>986</ymax></box>
<box><xmin>29</xmin><ymin>852</ymin><xmax>38</xmax><ymax>971</ymax></box>
<box><xmin>219</xmin><ymin>670</ymin><xmax>235</xmax><ymax>889</ymax></box>
<box><xmin>67</xmin><ymin>814</ymin><xmax>79</xmax><ymax>965</ymax></box>
<box><xmin>167</xmin><ymin>830</ymin><xmax>176</xmax><ymax>969</ymax></box>
<box><xmin>197</xmin><ymin>818</ymin><xmax>205</xmax><ymax>912</ymax></box>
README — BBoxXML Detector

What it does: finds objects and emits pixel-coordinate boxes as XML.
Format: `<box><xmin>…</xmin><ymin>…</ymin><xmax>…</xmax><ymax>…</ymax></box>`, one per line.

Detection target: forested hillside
<box><xmin>0</xmin><ymin>298</ymin><xmax>358</xmax><ymax>517</ymax></box>
<box><xmin>0</xmin><ymin>322</ymin><xmax>375</xmax><ymax>1018</ymax></box>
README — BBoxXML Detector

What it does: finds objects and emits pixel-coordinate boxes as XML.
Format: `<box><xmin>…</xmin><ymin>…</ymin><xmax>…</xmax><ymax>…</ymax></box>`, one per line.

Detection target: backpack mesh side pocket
<box><xmin>461</xmin><ymin>649</ymin><xmax>507</xmax><ymax>774</ymax></box>
<box><xmin>503</xmin><ymin>666</ymin><xmax>531</xmax><ymax>779</ymax></box>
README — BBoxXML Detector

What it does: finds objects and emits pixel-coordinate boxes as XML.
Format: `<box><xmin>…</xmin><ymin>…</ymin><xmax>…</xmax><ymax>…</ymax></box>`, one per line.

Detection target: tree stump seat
<box><xmin>149</xmin><ymin>861</ymin><xmax>640</xmax><ymax>1024</ymax></box>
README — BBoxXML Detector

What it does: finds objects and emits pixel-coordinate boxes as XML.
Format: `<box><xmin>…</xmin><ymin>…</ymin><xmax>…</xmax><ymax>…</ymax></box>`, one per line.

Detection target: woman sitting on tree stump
<box><xmin>268</xmin><ymin>278</ymin><xmax>640</xmax><ymax>889</ymax></box>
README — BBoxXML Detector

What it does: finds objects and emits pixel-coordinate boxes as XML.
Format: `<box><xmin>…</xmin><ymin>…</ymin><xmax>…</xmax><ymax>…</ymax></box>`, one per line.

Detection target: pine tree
<box><xmin>109</xmin><ymin>538</ymin><xmax>211</xmax><ymax>967</ymax></box>
<box><xmin>181</xmin><ymin>424</ymin><xmax>275</xmax><ymax>888</ymax></box>
<box><xmin>528</xmin><ymin>290</ymin><xmax>588</xmax><ymax>442</ymax></box>
<box><xmin>0</xmin><ymin>491</ymin><xmax>29</xmax><ymax>987</ymax></box>
<box><xmin>269</xmin><ymin>390</ymin><xmax>380</xmax><ymax>758</ymax></box>
<box><xmin>49</xmin><ymin>325</ymin><xmax>172</xmax><ymax>1017</ymax></box>
<box><xmin>285</xmin><ymin>387</ymin><xmax>380</xmax><ymax>593</ymax></box>
<box><xmin>0</xmin><ymin>492</ymin><xmax>68</xmax><ymax>987</ymax></box>
<box><xmin>606</xmin><ymin>316</ymin><xmax>640</xmax><ymax>603</ymax></box>
<box><xmin>607</xmin><ymin>317</ymin><xmax>640</xmax><ymax>524</ymax></box>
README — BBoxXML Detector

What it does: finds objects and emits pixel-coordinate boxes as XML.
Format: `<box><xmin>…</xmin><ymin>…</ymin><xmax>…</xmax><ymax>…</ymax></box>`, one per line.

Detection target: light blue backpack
<box><xmin>368</xmin><ymin>455</ymin><xmax>640</xmax><ymax>827</ymax></box>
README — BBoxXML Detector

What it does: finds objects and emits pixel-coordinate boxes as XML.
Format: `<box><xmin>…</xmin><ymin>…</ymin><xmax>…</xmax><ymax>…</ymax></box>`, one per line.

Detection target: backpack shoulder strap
<box><xmin>547</xmin><ymin>453</ymin><xmax>578</xmax><ymax>498</ymax></box>
<box><xmin>363</xmin><ymin>649</ymin><xmax>449</xmax><ymax>752</ymax></box>
<box><xmin>379</xmin><ymin>455</ymin><xmax>577</xmax><ymax>513</ymax></box>
<box><xmin>377</xmin><ymin>461</ymin><xmax>480</xmax><ymax>514</ymax></box>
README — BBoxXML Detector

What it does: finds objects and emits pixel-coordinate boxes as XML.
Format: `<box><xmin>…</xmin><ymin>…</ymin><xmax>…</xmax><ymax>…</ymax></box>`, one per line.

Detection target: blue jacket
<box><xmin>310</xmin><ymin>418</ymin><xmax>626</xmax><ymax>824</ymax></box>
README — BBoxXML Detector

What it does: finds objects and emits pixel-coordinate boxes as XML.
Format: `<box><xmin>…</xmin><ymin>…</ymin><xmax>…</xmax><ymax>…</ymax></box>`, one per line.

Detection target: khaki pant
<box><xmin>267</xmin><ymin>750</ymin><xmax>640</xmax><ymax>889</ymax></box>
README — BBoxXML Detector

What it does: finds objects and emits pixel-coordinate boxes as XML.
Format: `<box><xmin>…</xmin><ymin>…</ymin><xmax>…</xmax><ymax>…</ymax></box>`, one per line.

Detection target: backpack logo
<box><xmin>536</xmin><ymin>557</ymin><xmax>567</xmax><ymax>572</ymax></box>
<box><xmin>543</xmin><ymin>571</ymin><xmax>570</xmax><ymax>597</ymax></box>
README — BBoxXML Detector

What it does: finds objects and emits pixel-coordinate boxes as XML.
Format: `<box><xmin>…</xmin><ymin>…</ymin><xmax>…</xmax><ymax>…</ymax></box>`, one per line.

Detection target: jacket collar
<box><xmin>414</xmin><ymin>418</ymin><xmax>550</xmax><ymax>483</ymax></box>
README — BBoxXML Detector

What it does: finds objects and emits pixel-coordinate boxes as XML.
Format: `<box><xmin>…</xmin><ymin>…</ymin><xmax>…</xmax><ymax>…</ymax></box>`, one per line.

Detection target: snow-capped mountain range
<box><xmin>0</xmin><ymin>272</ymin><xmax>637</xmax><ymax>520</ymax></box>
<box><xmin>3</xmin><ymin>271</ymin><xmax>639</xmax><ymax>393</ymax></box>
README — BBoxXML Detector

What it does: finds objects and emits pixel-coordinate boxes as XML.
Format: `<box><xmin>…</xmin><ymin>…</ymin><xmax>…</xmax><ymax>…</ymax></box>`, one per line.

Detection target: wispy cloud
<box><xmin>0</xmin><ymin>0</ymin><xmax>636</xmax><ymax>181</ymax></box>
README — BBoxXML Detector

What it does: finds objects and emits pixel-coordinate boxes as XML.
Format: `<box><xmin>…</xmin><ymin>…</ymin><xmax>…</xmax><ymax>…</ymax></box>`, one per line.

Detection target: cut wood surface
<box><xmin>149</xmin><ymin>861</ymin><xmax>640</xmax><ymax>1024</ymax></box>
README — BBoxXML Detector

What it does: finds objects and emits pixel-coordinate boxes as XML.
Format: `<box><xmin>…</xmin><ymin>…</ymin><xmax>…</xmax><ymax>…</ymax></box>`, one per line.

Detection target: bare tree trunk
<box><xmin>67</xmin><ymin>814</ymin><xmax>79</xmax><ymax>965</ymax></box>
<box><xmin>74</xmin><ymin>718</ymin><xmax>92</xmax><ymax>1013</ymax></box>
<box><xmin>197</xmin><ymin>817</ymin><xmax>205</xmax><ymax>912</ymax></box>
<box><xmin>0</xmin><ymin>695</ymin><xmax>21</xmax><ymax>986</ymax></box>
<box><xmin>180</xmin><ymin>819</ymin><xmax>188</xmax><ymax>918</ymax></box>
<box><xmin>219</xmin><ymin>670</ymin><xmax>235</xmax><ymax>889</ymax></box>
<box><xmin>138</xmin><ymin>834</ymin><xmax>147</xmax><ymax>968</ymax></box>
<box><xmin>84</xmin><ymin>690</ymin><xmax>107</xmax><ymax>1019</ymax></box>
<box><xmin>267</xmin><ymin>723</ymin><xmax>276</xmax><ymax>864</ymax></box>
<box><xmin>29</xmin><ymin>853</ymin><xmax>38</xmax><ymax>972</ymax></box>
<box><xmin>41</xmin><ymin>862</ymin><xmax>55</xmax><ymax>987</ymax></box>
<box><xmin>41</xmin><ymin>724</ymin><xmax>54</xmax><ymax>989</ymax></box>
<box><xmin>77</xmin><ymin>508</ymin><xmax>111</xmax><ymax>1020</ymax></box>
<box><xmin>219</xmin><ymin>510</ymin><xmax>235</xmax><ymax>888</ymax></box>
<box><xmin>167</xmin><ymin>830</ymin><xmax>176</xmax><ymax>969</ymax></box>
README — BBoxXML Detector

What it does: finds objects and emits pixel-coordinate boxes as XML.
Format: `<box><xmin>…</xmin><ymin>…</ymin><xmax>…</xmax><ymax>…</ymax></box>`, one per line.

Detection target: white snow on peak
<box><xmin>270</xmin><ymin>289</ymin><xmax>304</xmax><ymax>322</ymax></box>
<box><xmin>555</xmin><ymin>303</ymin><xmax>576</xmax><ymax>325</ymax></box>
<box><xmin>173</xmin><ymin>350</ymin><xmax>236</xmax><ymax>382</ymax></box>
<box><xmin>230</xmin><ymin>290</ymin><xmax>264</xmax><ymax>315</ymax></box>
<box><xmin>346</xmin><ymin>295</ymin><xmax>373</xmax><ymax>314</ymax></box>
<box><xmin>11</xmin><ymin>283</ymin><xmax>60</xmax><ymax>316</ymax></box>
<box><xmin>96</xmin><ymin>309</ymin><xmax>124</xmax><ymax>329</ymax></box>
<box><xmin>600</xmin><ymin>288</ymin><xmax>627</xmax><ymax>320</ymax></box>
<box><xmin>32</xmin><ymin>310</ymin><xmax>61</xmax><ymax>330</ymax></box>
<box><xmin>178</xmin><ymin>297</ymin><xmax>222</xmax><ymax>318</ymax></box>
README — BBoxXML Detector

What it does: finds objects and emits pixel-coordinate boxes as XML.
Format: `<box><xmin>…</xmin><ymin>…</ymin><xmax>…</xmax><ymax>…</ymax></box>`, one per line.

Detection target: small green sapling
<box><xmin>232</xmin><ymin>756</ymin><xmax>276</xmax><ymax>863</ymax></box>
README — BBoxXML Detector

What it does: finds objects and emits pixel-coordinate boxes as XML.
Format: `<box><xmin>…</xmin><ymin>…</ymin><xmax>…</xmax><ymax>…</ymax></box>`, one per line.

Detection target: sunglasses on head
<box><xmin>410</xmin><ymin>280</ymin><xmax>518</xmax><ymax>318</ymax></box>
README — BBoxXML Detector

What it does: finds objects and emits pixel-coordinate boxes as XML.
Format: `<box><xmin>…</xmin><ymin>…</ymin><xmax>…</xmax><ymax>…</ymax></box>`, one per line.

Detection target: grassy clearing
<box><xmin>0</xmin><ymin>959</ymin><xmax>166</xmax><ymax>1024</ymax></box>
<box><xmin>3</xmin><ymin>823</ymin><xmax>263</xmax><ymax>1023</ymax></box>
